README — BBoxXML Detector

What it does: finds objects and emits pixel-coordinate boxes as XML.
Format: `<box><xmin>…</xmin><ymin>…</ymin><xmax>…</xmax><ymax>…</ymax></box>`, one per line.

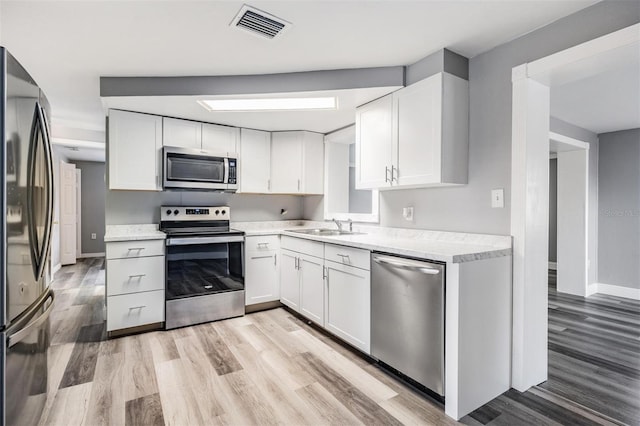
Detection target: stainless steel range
<box><xmin>160</xmin><ymin>206</ymin><xmax>245</xmax><ymax>329</ymax></box>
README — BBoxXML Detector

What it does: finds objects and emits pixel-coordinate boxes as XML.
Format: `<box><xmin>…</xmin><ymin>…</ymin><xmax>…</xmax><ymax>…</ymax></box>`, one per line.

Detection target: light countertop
<box><xmin>233</xmin><ymin>221</ymin><xmax>511</xmax><ymax>264</ymax></box>
<box><xmin>104</xmin><ymin>224</ymin><xmax>166</xmax><ymax>242</ymax></box>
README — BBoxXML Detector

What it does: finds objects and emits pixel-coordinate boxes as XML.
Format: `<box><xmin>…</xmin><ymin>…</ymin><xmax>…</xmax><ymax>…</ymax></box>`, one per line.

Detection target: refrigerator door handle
<box><xmin>40</xmin><ymin>104</ymin><xmax>55</xmax><ymax>276</ymax></box>
<box><xmin>7</xmin><ymin>289</ymin><xmax>54</xmax><ymax>348</ymax></box>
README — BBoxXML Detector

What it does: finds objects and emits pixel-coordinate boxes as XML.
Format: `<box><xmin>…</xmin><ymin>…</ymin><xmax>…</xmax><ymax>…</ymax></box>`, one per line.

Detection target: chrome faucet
<box><xmin>332</xmin><ymin>218</ymin><xmax>343</xmax><ymax>231</ymax></box>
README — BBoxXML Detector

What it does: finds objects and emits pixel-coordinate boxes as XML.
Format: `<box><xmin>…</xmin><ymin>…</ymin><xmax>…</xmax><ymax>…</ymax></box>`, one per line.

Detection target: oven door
<box><xmin>165</xmin><ymin>235</ymin><xmax>244</xmax><ymax>301</ymax></box>
<box><xmin>163</xmin><ymin>146</ymin><xmax>229</xmax><ymax>190</ymax></box>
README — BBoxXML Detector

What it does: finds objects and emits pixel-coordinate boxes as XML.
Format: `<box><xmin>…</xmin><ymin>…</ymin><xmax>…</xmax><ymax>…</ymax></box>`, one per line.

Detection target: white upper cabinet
<box><xmin>239</xmin><ymin>128</ymin><xmax>271</xmax><ymax>193</ymax></box>
<box><xmin>356</xmin><ymin>72</ymin><xmax>469</xmax><ymax>190</ymax></box>
<box><xmin>270</xmin><ymin>131</ymin><xmax>324</xmax><ymax>195</ymax></box>
<box><xmin>108</xmin><ymin>110</ymin><xmax>162</xmax><ymax>191</ymax></box>
<box><xmin>356</xmin><ymin>95</ymin><xmax>394</xmax><ymax>189</ymax></box>
<box><xmin>162</xmin><ymin>117</ymin><xmax>202</xmax><ymax>149</ymax></box>
<box><xmin>202</xmin><ymin>123</ymin><xmax>239</xmax><ymax>155</ymax></box>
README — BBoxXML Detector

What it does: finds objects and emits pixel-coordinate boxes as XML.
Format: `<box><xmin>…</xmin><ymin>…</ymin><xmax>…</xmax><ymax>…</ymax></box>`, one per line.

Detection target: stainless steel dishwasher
<box><xmin>371</xmin><ymin>252</ymin><xmax>445</xmax><ymax>398</ymax></box>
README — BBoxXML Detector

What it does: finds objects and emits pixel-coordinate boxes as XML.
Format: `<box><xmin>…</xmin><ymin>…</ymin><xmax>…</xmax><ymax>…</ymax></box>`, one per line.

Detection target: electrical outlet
<box><xmin>402</xmin><ymin>206</ymin><xmax>414</xmax><ymax>221</ymax></box>
<box><xmin>491</xmin><ymin>189</ymin><xmax>504</xmax><ymax>208</ymax></box>
<box><xmin>91</xmin><ymin>233</ymin><xmax>97</xmax><ymax>240</ymax></box>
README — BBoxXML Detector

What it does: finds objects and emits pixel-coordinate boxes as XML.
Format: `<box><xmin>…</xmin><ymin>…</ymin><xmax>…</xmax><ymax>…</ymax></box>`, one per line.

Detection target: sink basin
<box><xmin>287</xmin><ymin>228</ymin><xmax>363</xmax><ymax>236</ymax></box>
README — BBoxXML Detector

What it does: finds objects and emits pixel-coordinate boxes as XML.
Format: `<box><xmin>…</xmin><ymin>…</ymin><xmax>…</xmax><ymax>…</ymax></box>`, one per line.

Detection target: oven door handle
<box><xmin>166</xmin><ymin>235</ymin><xmax>245</xmax><ymax>246</ymax></box>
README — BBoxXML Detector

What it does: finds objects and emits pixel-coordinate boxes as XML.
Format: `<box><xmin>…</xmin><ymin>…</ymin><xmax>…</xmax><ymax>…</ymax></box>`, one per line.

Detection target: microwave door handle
<box><xmin>224</xmin><ymin>157</ymin><xmax>230</xmax><ymax>186</ymax></box>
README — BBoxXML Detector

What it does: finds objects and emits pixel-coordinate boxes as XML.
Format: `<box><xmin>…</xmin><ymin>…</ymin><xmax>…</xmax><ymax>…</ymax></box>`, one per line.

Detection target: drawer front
<box><xmin>106</xmin><ymin>256</ymin><xmax>165</xmax><ymax>296</ymax></box>
<box><xmin>245</xmin><ymin>235</ymin><xmax>280</xmax><ymax>252</ymax></box>
<box><xmin>107</xmin><ymin>290</ymin><xmax>164</xmax><ymax>332</ymax></box>
<box><xmin>325</xmin><ymin>244</ymin><xmax>370</xmax><ymax>270</ymax></box>
<box><xmin>281</xmin><ymin>236</ymin><xmax>324</xmax><ymax>258</ymax></box>
<box><xmin>106</xmin><ymin>239</ymin><xmax>164</xmax><ymax>260</ymax></box>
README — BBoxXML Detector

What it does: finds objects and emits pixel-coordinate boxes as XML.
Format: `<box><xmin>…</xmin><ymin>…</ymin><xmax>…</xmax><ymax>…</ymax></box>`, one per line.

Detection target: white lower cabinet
<box><xmin>279</xmin><ymin>238</ymin><xmax>371</xmax><ymax>354</ymax></box>
<box><xmin>325</xmin><ymin>260</ymin><xmax>371</xmax><ymax>354</ymax></box>
<box><xmin>299</xmin><ymin>253</ymin><xmax>325</xmax><ymax>326</ymax></box>
<box><xmin>245</xmin><ymin>236</ymin><xmax>280</xmax><ymax>306</ymax></box>
<box><xmin>105</xmin><ymin>239</ymin><xmax>165</xmax><ymax>333</ymax></box>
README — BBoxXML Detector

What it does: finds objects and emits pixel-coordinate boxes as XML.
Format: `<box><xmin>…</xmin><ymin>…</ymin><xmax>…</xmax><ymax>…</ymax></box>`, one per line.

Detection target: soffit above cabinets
<box><xmin>101</xmin><ymin>87</ymin><xmax>401</xmax><ymax>134</ymax></box>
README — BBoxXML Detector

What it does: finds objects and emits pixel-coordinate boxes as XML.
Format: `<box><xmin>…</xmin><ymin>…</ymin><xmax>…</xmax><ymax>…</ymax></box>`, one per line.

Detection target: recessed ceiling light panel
<box><xmin>230</xmin><ymin>4</ymin><xmax>291</xmax><ymax>40</ymax></box>
<box><xmin>198</xmin><ymin>97</ymin><xmax>337</xmax><ymax>112</ymax></box>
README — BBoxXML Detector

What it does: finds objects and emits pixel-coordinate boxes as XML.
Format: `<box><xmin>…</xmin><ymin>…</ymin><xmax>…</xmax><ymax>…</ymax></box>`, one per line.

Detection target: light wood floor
<box><xmin>42</xmin><ymin>260</ymin><xmax>639</xmax><ymax>426</ymax></box>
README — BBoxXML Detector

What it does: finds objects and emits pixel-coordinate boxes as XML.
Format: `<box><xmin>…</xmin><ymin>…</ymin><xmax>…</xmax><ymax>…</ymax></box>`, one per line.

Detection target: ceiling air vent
<box><xmin>231</xmin><ymin>5</ymin><xmax>291</xmax><ymax>39</ymax></box>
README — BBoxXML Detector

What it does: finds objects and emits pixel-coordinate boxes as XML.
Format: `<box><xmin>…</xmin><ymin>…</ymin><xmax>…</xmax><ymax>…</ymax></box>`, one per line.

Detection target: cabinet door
<box><xmin>394</xmin><ymin>73</ymin><xmax>442</xmax><ymax>186</ymax></box>
<box><xmin>239</xmin><ymin>128</ymin><xmax>271</xmax><ymax>193</ymax></box>
<box><xmin>202</xmin><ymin>123</ymin><xmax>239</xmax><ymax>156</ymax></box>
<box><xmin>162</xmin><ymin>117</ymin><xmax>202</xmax><ymax>149</ymax></box>
<box><xmin>270</xmin><ymin>132</ymin><xmax>302</xmax><ymax>194</ymax></box>
<box><xmin>325</xmin><ymin>261</ymin><xmax>371</xmax><ymax>353</ymax></box>
<box><xmin>245</xmin><ymin>250</ymin><xmax>279</xmax><ymax>305</ymax></box>
<box><xmin>299</xmin><ymin>253</ymin><xmax>325</xmax><ymax>326</ymax></box>
<box><xmin>279</xmin><ymin>249</ymin><xmax>300</xmax><ymax>311</ymax></box>
<box><xmin>108</xmin><ymin>110</ymin><xmax>162</xmax><ymax>191</ymax></box>
<box><xmin>356</xmin><ymin>95</ymin><xmax>393</xmax><ymax>189</ymax></box>
<box><xmin>301</xmin><ymin>132</ymin><xmax>324</xmax><ymax>195</ymax></box>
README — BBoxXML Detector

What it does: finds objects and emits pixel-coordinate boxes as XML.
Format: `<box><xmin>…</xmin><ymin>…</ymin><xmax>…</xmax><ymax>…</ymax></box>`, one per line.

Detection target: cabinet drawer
<box><xmin>325</xmin><ymin>244</ymin><xmax>370</xmax><ymax>270</ymax></box>
<box><xmin>107</xmin><ymin>290</ymin><xmax>164</xmax><ymax>332</ymax></box>
<box><xmin>106</xmin><ymin>256</ymin><xmax>165</xmax><ymax>296</ymax></box>
<box><xmin>281</xmin><ymin>236</ymin><xmax>324</xmax><ymax>258</ymax></box>
<box><xmin>245</xmin><ymin>235</ymin><xmax>280</xmax><ymax>252</ymax></box>
<box><xmin>106</xmin><ymin>239</ymin><xmax>164</xmax><ymax>260</ymax></box>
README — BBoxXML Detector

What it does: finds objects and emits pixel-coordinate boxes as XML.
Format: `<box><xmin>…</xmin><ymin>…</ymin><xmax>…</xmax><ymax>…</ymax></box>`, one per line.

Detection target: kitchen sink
<box><xmin>287</xmin><ymin>228</ymin><xmax>363</xmax><ymax>236</ymax></box>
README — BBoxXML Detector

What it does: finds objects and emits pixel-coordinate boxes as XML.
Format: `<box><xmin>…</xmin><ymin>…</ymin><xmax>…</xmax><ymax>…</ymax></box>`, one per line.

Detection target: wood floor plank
<box><xmin>125</xmin><ymin>393</ymin><xmax>165</xmax><ymax>426</ymax></box>
<box><xmin>218</xmin><ymin>370</ymin><xmax>281</xmax><ymax>426</ymax></box>
<box><xmin>85</xmin><ymin>352</ymin><xmax>125</xmax><ymax>426</ymax></box>
<box><xmin>295</xmin><ymin>382</ymin><xmax>365</xmax><ymax>426</ymax></box>
<box><xmin>146</xmin><ymin>330</ymin><xmax>180</xmax><ymax>364</ymax></box>
<box><xmin>122</xmin><ymin>334</ymin><xmax>159</xmax><ymax>401</ymax></box>
<box><xmin>39</xmin><ymin>382</ymin><xmax>93</xmax><ymax>426</ymax></box>
<box><xmin>58</xmin><ymin>324</ymin><xmax>103</xmax><ymax>389</ymax></box>
<box><xmin>154</xmin><ymin>359</ymin><xmax>208</xmax><ymax>426</ymax></box>
<box><xmin>192</xmin><ymin>322</ymin><xmax>243</xmax><ymax>375</ymax></box>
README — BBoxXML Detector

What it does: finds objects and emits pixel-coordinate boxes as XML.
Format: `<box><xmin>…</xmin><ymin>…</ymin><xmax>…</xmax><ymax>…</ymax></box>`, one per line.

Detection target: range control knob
<box><xmin>221</xmin><ymin>210</ymin><xmax>226</xmax><ymax>215</ymax></box>
<box><xmin>215</xmin><ymin>210</ymin><xmax>220</xmax><ymax>215</ymax></box>
<box><xmin>166</xmin><ymin>209</ymin><xmax>172</xmax><ymax>215</ymax></box>
<box><xmin>173</xmin><ymin>209</ymin><xmax>179</xmax><ymax>215</ymax></box>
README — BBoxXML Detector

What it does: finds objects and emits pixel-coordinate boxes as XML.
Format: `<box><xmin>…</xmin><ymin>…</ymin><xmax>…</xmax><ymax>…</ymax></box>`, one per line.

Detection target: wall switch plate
<box><xmin>402</xmin><ymin>206</ymin><xmax>414</xmax><ymax>221</ymax></box>
<box><xmin>491</xmin><ymin>189</ymin><xmax>504</xmax><ymax>208</ymax></box>
<box><xmin>91</xmin><ymin>233</ymin><xmax>97</xmax><ymax>240</ymax></box>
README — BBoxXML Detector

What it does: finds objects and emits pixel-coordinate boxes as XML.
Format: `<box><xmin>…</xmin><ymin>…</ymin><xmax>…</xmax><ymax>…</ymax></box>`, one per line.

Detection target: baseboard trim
<box><xmin>78</xmin><ymin>252</ymin><xmax>105</xmax><ymax>258</ymax></box>
<box><xmin>548</xmin><ymin>262</ymin><xmax>557</xmax><ymax>271</ymax></box>
<box><xmin>592</xmin><ymin>283</ymin><xmax>640</xmax><ymax>300</ymax></box>
<box><xmin>52</xmin><ymin>263</ymin><xmax>62</xmax><ymax>277</ymax></box>
<box><xmin>586</xmin><ymin>283</ymin><xmax>599</xmax><ymax>297</ymax></box>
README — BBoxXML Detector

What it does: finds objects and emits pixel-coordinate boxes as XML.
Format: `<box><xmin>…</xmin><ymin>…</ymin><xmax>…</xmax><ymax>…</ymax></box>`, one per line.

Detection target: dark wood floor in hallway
<box><xmin>41</xmin><ymin>259</ymin><xmax>640</xmax><ymax>425</ymax></box>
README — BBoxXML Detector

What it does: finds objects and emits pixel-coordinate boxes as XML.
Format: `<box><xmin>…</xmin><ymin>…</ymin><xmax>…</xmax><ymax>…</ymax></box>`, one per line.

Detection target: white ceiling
<box><xmin>551</xmin><ymin>60</ymin><xmax>640</xmax><ymax>134</ymax></box>
<box><xmin>1</xmin><ymin>1</ymin><xmax>597</xmax><ymax>130</ymax></box>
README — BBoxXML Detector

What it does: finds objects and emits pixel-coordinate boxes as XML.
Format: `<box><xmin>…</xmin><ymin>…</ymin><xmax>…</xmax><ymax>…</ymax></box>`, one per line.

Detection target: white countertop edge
<box><xmin>104</xmin><ymin>224</ymin><xmax>166</xmax><ymax>242</ymax></box>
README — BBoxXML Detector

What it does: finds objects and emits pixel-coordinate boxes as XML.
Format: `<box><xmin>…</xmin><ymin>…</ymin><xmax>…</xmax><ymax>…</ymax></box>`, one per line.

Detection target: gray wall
<box><xmin>72</xmin><ymin>161</ymin><xmax>106</xmax><ymax>254</ymax></box>
<box><xmin>106</xmin><ymin>191</ymin><xmax>303</xmax><ymax>225</ymax></box>
<box><xmin>598</xmin><ymin>128</ymin><xmax>640</xmax><ymax>290</ymax></box>
<box><xmin>548</xmin><ymin>159</ymin><xmax>557</xmax><ymax>263</ymax></box>
<box><xmin>376</xmin><ymin>1</ymin><xmax>639</xmax><ymax>235</ymax></box>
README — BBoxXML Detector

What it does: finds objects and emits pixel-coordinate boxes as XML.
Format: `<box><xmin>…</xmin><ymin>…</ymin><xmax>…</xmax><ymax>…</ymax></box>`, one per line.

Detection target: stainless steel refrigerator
<box><xmin>1</xmin><ymin>47</ymin><xmax>55</xmax><ymax>426</ymax></box>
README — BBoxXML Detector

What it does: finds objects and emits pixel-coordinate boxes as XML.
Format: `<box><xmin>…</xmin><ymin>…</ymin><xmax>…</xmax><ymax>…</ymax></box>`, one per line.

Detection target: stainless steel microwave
<box><xmin>163</xmin><ymin>146</ymin><xmax>238</xmax><ymax>192</ymax></box>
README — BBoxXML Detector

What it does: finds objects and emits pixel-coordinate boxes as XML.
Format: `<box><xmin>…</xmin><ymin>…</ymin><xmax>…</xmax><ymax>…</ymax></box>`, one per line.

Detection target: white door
<box><xmin>325</xmin><ymin>260</ymin><xmax>371</xmax><ymax>353</ymax></box>
<box><xmin>202</xmin><ymin>123</ymin><xmax>239</xmax><ymax>155</ymax></box>
<box><xmin>271</xmin><ymin>132</ymin><xmax>302</xmax><ymax>194</ymax></box>
<box><xmin>279</xmin><ymin>249</ymin><xmax>300</xmax><ymax>311</ymax></box>
<box><xmin>108</xmin><ymin>110</ymin><xmax>162</xmax><ymax>191</ymax></box>
<box><xmin>162</xmin><ymin>117</ymin><xmax>202</xmax><ymax>149</ymax></box>
<box><xmin>301</xmin><ymin>132</ymin><xmax>325</xmax><ymax>195</ymax></box>
<box><xmin>356</xmin><ymin>95</ymin><xmax>394</xmax><ymax>189</ymax></box>
<box><xmin>75</xmin><ymin>169</ymin><xmax>82</xmax><ymax>257</ymax></box>
<box><xmin>239</xmin><ymin>128</ymin><xmax>271</xmax><ymax>193</ymax></box>
<box><xmin>245</xmin><ymin>250</ymin><xmax>279</xmax><ymax>305</ymax></box>
<box><xmin>299</xmin><ymin>253</ymin><xmax>325</xmax><ymax>326</ymax></box>
<box><xmin>60</xmin><ymin>161</ymin><xmax>77</xmax><ymax>265</ymax></box>
<box><xmin>394</xmin><ymin>73</ymin><xmax>442</xmax><ymax>186</ymax></box>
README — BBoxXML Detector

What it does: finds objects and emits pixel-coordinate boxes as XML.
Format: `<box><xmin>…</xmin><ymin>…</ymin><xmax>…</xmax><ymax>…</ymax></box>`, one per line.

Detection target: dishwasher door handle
<box><xmin>372</xmin><ymin>256</ymin><xmax>441</xmax><ymax>275</ymax></box>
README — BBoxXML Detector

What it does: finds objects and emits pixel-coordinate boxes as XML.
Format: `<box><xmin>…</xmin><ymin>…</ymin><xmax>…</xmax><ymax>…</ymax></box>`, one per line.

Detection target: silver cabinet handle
<box><xmin>322</xmin><ymin>266</ymin><xmax>327</xmax><ymax>280</ymax></box>
<box><xmin>372</xmin><ymin>256</ymin><xmax>441</xmax><ymax>275</ymax></box>
<box><xmin>127</xmin><ymin>247</ymin><xmax>145</xmax><ymax>251</ymax></box>
<box><xmin>267</xmin><ymin>179</ymin><xmax>271</xmax><ymax>191</ymax></box>
<box><xmin>297</xmin><ymin>179</ymin><xmax>301</xmax><ymax>191</ymax></box>
<box><xmin>128</xmin><ymin>305</ymin><xmax>146</xmax><ymax>311</ymax></box>
<box><xmin>128</xmin><ymin>274</ymin><xmax>146</xmax><ymax>279</ymax></box>
<box><xmin>336</xmin><ymin>254</ymin><xmax>350</xmax><ymax>258</ymax></box>
<box><xmin>257</xmin><ymin>242</ymin><xmax>270</xmax><ymax>248</ymax></box>
<box><xmin>391</xmin><ymin>165</ymin><xmax>398</xmax><ymax>182</ymax></box>
<box><xmin>274</xmin><ymin>254</ymin><xmax>277</xmax><ymax>266</ymax></box>
<box><xmin>250</xmin><ymin>255</ymin><xmax>273</xmax><ymax>260</ymax></box>
<box><xmin>385</xmin><ymin>166</ymin><xmax>390</xmax><ymax>183</ymax></box>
